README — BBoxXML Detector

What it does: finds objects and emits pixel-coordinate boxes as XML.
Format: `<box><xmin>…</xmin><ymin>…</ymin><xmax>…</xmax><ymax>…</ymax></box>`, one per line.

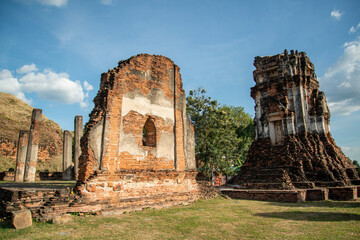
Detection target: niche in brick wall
<box><xmin>268</xmin><ymin>112</ymin><xmax>284</xmax><ymax>146</ymax></box>
<box><xmin>143</xmin><ymin>117</ymin><xmax>156</xmax><ymax>147</ymax></box>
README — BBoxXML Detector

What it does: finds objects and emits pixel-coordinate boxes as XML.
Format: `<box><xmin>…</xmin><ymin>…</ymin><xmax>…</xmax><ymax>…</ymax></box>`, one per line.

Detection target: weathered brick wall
<box><xmin>73</xmin><ymin>170</ymin><xmax>199</xmax><ymax>213</ymax></box>
<box><xmin>74</xmin><ymin>54</ymin><xmax>199</xmax><ymax>213</ymax></box>
<box><xmin>119</xmin><ymin>111</ymin><xmax>174</xmax><ymax>170</ymax></box>
<box><xmin>78</xmin><ymin>54</ymin><xmax>196</xmax><ymax>181</ymax></box>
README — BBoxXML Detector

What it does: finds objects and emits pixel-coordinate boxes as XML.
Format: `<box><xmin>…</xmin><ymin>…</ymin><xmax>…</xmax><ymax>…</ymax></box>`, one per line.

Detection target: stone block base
<box><xmin>221</xmin><ymin>186</ymin><xmax>360</xmax><ymax>202</ymax></box>
<box><xmin>305</xmin><ymin>189</ymin><xmax>329</xmax><ymax>201</ymax></box>
<box><xmin>0</xmin><ymin>170</ymin><xmax>200</xmax><ymax>222</ymax></box>
<box><xmin>11</xmin><ymin>209</ymin><xmax>32</xmax><ymax>229</ymax></box>
<box><xmin>220</xmin><ymin>188</ymin><xmax>306</xmax><ymax>203</ymax></box>
<box><xmin>328</xmin><ymin>187</ymin><xmax>357</xmax><ymax>200</ymax></box>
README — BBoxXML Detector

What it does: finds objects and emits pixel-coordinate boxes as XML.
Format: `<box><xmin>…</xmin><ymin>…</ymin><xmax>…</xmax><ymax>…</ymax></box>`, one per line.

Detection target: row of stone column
<box><xmin>14</xmin><ymin>108</ymin><xmax>83</xmax><ymax>182</ymax></box>
<box><xmin>62</xmin><ymin>115</ymin><xmax>83</xmax><ymax>180</ymax></box>
<box><xmin>14</xmin><ymin>109</ymin><xmax>42</xmax><ymax>182</ymax></box>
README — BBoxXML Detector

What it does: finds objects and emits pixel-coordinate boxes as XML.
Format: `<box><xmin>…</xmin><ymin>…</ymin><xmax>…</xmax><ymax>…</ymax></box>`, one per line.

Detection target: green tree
<box><xmin>186</xmin><ymin>88</ymin><xmax>253</xmax><ymax>180</ymax></box>
<box><xmin>353</xmin><ymin>160</ymin><xmax>359</xmax><ymax>168</ymax></box>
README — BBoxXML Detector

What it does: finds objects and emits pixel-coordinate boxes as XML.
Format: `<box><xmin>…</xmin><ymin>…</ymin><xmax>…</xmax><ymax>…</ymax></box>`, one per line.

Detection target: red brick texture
<box><xmin>75</xmin><ymin>54</ymin><xmax>198</xmax><ymax>212</ymax></box>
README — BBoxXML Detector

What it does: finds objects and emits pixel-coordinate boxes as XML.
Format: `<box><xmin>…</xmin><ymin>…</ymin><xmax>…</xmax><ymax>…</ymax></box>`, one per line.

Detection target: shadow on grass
<box><xmin>255</xmin><ymin>211</ymin><xmax>360</xmax><ymax>221</ymax></box>
<box><xmin>0</xmin><ymin>220</ymin><xmax>13</xmax><ymax>229</ymax></box>
<box><xmin>266</xmin><ymin>201</ymin><xmax>360</xmax><ymax>209</ymax></box>
<box><xmin>0</xmin><ymin>181</ymin><xmax>76</xmax><ymax>189</ymax></box>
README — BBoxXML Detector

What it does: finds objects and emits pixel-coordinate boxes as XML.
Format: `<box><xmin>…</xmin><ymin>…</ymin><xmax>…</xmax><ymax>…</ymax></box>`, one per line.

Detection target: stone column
<box><xmin>74</xmin><ymin>116</ymin><xmax>83</xmax><ymax>180</ymax></box>
<box><xmin>62</xmin><ymin>130</ymin><xmax>73</xmax><ymax>180</ymax></box>
<box><xmin>14</xmin><ymin>130</ymin><xmax>29</xmax><ymax>182</ymax></box>
<box><xmin>24</xmin><ymin>109</ymin><xmax>42</xmax><ymax>182</ymax></box>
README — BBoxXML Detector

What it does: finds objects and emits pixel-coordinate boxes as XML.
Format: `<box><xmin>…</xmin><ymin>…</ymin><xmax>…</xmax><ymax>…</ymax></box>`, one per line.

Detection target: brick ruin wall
<box><xmin>0</xmin><ymin>54</ymin><xmax>212</xmax><ymax>221</ymax></box>
<box><xmin>231</xmin><ymin>50</ymin><xmax>360</xmax><ymax>189</ymax></box>
<box><xmin>74</xmin><ymin>54</ymin><xmax>199</xmax><ymax>210</ymax></box>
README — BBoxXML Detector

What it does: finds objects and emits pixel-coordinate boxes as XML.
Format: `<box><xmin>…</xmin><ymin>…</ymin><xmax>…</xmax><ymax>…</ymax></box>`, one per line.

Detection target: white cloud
<box><xmin>320</xmin><ymin>38</ymin><xmax>360</xmax><ymax>115</ymax></box>
<box><xmin>349</xmin><ymin>26</ymin><xmax>356</xmax><ymax>34</ymax></box>
<box><xmin>330</xmin><ymin>10</ymin><xmax>342</xmax><ymax>20</ymax></box>
<box><xmin>16</xmin><ymin>63</ymin><xmax>38</xmax><ymax>74</ymax></box>
<box><xmin>338</xmin><ymin>81</ymin><xmax>351</xmax><ymax>88</ymax></box>
<box><xmin>19</xmin><ymin>70</ymin><xmax>86</xmax><ymax>105</ymax></box>
<box><xmin>349</xmin><ymin>22</ymin><xmax>360</xmax><ymax>34</ymax></box>
<box><xmin>16</xmin><ymin>0</ymin><xmax>68</xmax><ymax>7</ymax></box>
<box><xmin>0</xmin><ymin>64</ymin><xmax>93</xmax><ymax>108</ymax></box>
<box><xmin>327</xmin><ymin>99</ymin><xmax>360</xmax><ymax>116</ymax></box>
<box><xmin>35</xmin><ymin>0</ymin><xmax>68</xmax><ymax>7</ymax></box>
<box><xmin>83</xmin><ymin>81</ymin><xmax>94</xmax><ymax>91</ymax></box>
<box><xmin>100</xmin><ymin>0</ymin><xmax>112</xmax><ymax>5</ymax></box>
<box><xmin>0</xmin><ymin>69</ymin><xmax>32</xmax><ymax>104</ymax></box>
<box><xmin>340</xmin><ymin>146</ymin><xmax>360</xmax><ymax>161</ymax></box>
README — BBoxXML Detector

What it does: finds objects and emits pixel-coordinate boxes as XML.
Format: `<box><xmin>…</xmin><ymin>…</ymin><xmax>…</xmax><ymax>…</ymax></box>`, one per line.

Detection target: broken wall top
<box><xmin>253</xmin><ymin>50</ymin><xmax>317</xmax><ymax>87</ymax></box>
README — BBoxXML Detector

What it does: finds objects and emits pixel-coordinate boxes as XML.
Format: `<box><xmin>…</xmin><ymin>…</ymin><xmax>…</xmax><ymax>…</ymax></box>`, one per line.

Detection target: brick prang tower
<box><xmin>232</xmin><ymin>50</ymin><xmax>360</xmax><ymax>189</ymax></box>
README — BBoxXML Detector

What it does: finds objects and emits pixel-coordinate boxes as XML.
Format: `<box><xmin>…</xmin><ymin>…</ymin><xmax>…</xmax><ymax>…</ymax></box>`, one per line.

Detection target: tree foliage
<box><xmin>186</xmin><ymin>88</ymin><xmax>254</xmax><ymax>180</ymax></box>
<box><xmin>353</xmin><ymin>160</ymin><xmax>359</xmax><ymax>168</ymax></box>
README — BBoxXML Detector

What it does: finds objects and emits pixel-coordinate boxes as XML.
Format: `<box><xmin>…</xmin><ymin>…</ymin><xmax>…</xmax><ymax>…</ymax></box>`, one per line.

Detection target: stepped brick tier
<box><xmin>75</xmin><ymin>54</ymin><xmax>199</xmax><ymax>211</ymax></box>
<box><xmin>231</xmin><ymin>50</ymin><xmax>360</xmax><ymax>190</ymax></box>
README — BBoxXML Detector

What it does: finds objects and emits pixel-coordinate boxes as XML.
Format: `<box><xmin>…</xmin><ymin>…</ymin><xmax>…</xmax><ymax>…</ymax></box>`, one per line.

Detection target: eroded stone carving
<box><xmin>232</xmin><ymin>50</ymin><xmax>360</xmax><ymax>189</ymax></box>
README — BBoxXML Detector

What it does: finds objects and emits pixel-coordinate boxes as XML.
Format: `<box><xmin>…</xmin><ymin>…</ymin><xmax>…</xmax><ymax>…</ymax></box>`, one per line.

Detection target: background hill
<box><xmin>0</xmin><ymin>92</ymin><xmax>63</xmax><ymax>172</ymax></box>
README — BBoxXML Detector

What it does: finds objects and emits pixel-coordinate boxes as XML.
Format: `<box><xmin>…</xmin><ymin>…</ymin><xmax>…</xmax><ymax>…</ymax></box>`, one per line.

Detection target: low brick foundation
<box><xmin>197</xmin><ymin>181</ymin><xmax>220</xmax><ymax>200</ymax></box>
<box><xmin>71</xmin><ymin>170</ymin><xmax>199</xmax><ymax>217</ymax></box>
<box><xmin>328</xmin><ymin>187</ymin><xmax>358</xmax><ymax>200</ymax></box>
<box><xmin>0</xmin><ymin>170</ymin><xmax>203</xmax><ymax>221</ymax></box>
<box><xmin>305</xmin><ymin>188</ymin><xmax>329</xmax><ymax>201</ymax></box>
<box><xmin>220</xmin><ymin>188</ymin><xmax>306</xmax><ymax>203</ymax></box>
<box><xmin>221</xmin><ymin>186</ymin><xmax>360</xmax><ymax>202</ymax></box>
<box><xmin>0</xmin><ymin>186</ymin><xmax>74</xmax><ymax>221</ymax></box>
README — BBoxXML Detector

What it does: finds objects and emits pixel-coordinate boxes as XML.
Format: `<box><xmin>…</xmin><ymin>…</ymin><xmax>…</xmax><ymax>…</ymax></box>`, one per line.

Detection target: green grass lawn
<box><xmin>1</xmin><ymin>197</ymin><xmax>359</xmax><ymax>240</ymax></box>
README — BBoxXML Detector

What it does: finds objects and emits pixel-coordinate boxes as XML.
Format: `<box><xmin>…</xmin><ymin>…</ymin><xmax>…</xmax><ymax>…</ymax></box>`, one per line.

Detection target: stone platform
<box><xmin>0</xmin><ymin>181</ymin><xmax>75</xmax><ymax>221</ymax></box>
<box><xmin>0</xmin><ymin>177</ymin><xmax>219</xmax><ymax>222</ymax></box>
<box><xmin>220</xmin><ymin>185</ymin><xmax>360</xmax><ymax>202</ymax></box>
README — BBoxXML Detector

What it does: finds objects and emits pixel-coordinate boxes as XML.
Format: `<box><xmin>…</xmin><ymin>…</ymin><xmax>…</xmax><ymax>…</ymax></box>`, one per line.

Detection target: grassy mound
<box><xmin>0</xmin><ymin>92</ymin><xmax>63</xmax><ymax>172</ymax></box>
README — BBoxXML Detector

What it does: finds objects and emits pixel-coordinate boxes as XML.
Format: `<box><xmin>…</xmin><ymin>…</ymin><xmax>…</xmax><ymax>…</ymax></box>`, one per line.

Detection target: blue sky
<box><xmin>0</xmin><ymin>0</ymin><xmax>359</xmax><ymax>160</ymax></box>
